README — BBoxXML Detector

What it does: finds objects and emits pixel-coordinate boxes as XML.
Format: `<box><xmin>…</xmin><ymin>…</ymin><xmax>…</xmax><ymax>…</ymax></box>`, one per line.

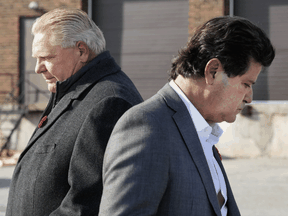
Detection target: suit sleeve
<box><xmin>99</xmin><ymin>108</ymin><xmax>170</xmax><ymax>215</ymax></box>
<box><xmin>49</xmin><ymin>97</ymin><xmax>134</xmax><ymax>216</ymax></box>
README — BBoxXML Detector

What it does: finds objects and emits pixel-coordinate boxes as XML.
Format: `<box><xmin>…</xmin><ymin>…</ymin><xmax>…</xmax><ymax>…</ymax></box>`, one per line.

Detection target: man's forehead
<box><xmin>32</xmin><ymin>33</ymin><xmax>57</xmax><ymax>57</ymax></box>
<box><xmin>33</xmin><ymin>33</ymin><xmax>48</xmax><ymax>44</ymax></box>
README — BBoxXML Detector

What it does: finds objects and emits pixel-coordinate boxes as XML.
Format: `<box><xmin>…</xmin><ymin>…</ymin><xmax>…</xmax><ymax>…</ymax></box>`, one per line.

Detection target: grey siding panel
<box><xmin>96</xmin><ymin>2</ymin><xmax>188</xmax><ymax>29</ymax></box>
<box><xmin>122</xmin><ymin>2</ymin><xmax>189</xmax><ymax>29</ymax></box>
<box><xmin>268</xmin><ymin>51</ymin><xmax>288</xmax><ymax>100</ymax></box>
<box><xmin>235</xmin><ymin>0</ymin><xmax>288</xmax><ymax>100</ymax></box>
<box><xmin>121</xmin><ymin>27</ymin><xmax>189</xmax><ymax>54</ymax></box>
<box><xmin>93</xmin><ymin>0</ymin><xmax>189</xmax><ymax>100</ymax></box>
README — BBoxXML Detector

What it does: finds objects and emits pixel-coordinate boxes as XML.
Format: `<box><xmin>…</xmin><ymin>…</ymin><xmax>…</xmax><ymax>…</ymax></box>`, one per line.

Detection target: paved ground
<box><xmin>222</xmin><ymin>157</ymin><xmax>288</xmax><ymax>216</ymax></box>
<box><xmin>0</xmin><ymin>165</ymin><xmax>14</xmax><ymax>216</ymax></box>
<box><xmin>0</xmin><ymin>158</ymin><xmax>287</xmax><ymax>215</ymax></box>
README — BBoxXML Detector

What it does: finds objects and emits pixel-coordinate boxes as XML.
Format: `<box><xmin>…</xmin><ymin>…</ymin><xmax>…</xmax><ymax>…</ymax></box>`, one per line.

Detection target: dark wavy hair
<box><xmin>169</xmin><ymin>16</ymin><xmax>275</xmax><ymax>79</ymax></box>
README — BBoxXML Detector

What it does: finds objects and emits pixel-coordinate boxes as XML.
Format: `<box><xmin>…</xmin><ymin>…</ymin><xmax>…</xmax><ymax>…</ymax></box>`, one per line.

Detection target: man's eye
<box><xmin>244</xmin><ymin>83</ymin><xmax>251</xmax><ymax>88</ymax></box>
<box><xmin>41</xmin><ymin>56</ymin><xmax>53</xmax><ymax>60</ymax></box>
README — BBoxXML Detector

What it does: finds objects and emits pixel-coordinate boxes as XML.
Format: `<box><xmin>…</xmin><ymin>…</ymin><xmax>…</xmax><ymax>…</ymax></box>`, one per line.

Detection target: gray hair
<box><xmin>32</xmin><ymin>8</ymin><xmax>106</xmax><ymax>55</ymax></box>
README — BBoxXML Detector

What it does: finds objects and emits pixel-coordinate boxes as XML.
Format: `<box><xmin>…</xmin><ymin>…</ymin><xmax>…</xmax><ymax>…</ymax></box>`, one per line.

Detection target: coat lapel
<box><xmin>158</xmin><ymin>83</ymin><xmax>221</xmax><ymax>216</ymax></box>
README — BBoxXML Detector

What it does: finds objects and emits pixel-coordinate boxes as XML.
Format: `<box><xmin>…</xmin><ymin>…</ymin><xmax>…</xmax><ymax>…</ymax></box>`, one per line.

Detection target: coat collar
<box><xmin>158</xmin><ymin>83</ymin><xmax>222</xmax><ymax>216</ymax></box>
<box><xmin>63</xmin><ymin>51</ymin><xmax>120</xmax><ymax>101</ymax></box>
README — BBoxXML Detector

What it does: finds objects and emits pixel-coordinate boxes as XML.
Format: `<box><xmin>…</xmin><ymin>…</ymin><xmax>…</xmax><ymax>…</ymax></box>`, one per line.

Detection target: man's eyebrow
<box><xmin>249</xmin><ymin>80</ymin><xmax>256</xmax><ymax>85</ymax></box>
<box><xmin>31</xmin><ymin>54</ymin><xmax>54</xmax><ymax>58</ymax></box>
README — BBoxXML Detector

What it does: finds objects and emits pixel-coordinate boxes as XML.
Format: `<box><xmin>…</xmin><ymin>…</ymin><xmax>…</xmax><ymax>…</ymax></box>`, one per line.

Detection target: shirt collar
<box><xmin>169</xmin><ymin>80</ymin><xmax>223</xmax><ymax>142</ymax></box>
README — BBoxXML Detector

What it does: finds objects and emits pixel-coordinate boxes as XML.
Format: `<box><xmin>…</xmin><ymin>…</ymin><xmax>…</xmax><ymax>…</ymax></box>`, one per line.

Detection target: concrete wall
<box><xmin>217</xmin><ymin>103</ymin><xmax>288</xmax><ymax>158</ymax></box>
<box><xmin>17</xmin><ymin>113</ymin><xmax>42</xmax><ymax>151</ymax></box>
<box><xmin>0</xmin><ymin>111</ymin><xmax>41</xmax><ymax>151</ymax></box>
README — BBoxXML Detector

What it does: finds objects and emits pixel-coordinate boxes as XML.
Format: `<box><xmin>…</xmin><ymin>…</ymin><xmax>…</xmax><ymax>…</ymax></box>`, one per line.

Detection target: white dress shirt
<box><xmin>169</xmin><ymin>80</ymin><xmax>227</xmax><ymax>216</ymax></box>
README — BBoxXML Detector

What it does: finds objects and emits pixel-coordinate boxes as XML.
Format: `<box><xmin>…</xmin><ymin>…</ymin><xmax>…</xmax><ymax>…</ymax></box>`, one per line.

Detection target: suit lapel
<box><xmin>159</xmin><ymin>84</ymin><xmax>221</xmax><ymax>216</ymax></box>
<box><xmin>213</xmin><ymin>147</ymin><xmax>241</xmax><ymax>216</ymax></box>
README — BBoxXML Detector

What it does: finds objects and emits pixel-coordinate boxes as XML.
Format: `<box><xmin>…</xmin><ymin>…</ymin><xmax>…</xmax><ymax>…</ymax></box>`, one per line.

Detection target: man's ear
<box><xmin>76</xmin><ymin>41</ymin><xmax>90</xmax><ymax>63</ymax></box>
<box><xmin>204</xmin><ymin>58</ymin><xmax>224</xmax><ymax>85</ymax></box>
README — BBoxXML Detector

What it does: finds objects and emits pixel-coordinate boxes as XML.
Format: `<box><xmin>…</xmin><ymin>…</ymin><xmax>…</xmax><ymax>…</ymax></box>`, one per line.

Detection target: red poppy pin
<box><xmin>38</xmin><ymin>116</ymin><xmax>48</xmax><ymax>128</ymax></box>
<box><xmin>215</xmin><ymin>147</ymin><xmax>222</xmax><ymax>161</ymax></box>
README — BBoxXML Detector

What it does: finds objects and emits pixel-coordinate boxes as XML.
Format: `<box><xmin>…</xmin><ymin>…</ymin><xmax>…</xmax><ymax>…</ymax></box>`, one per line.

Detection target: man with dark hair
<box><xmin>6</xmin><ymin>8</ymin><xmax>142</xmax><ymax>216</ymax></box>
<box><xmin>99</xmin><ymin>16</ymin><xmax>275</xmax><ymax>216</ymax></box>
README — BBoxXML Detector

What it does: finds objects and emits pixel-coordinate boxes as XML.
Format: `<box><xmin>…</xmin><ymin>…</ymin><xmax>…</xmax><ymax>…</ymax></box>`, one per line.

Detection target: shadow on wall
<box><xmin>240</xmin><ymin>105</ymin><xmax>258</xmax><ymax>120</ymax></box>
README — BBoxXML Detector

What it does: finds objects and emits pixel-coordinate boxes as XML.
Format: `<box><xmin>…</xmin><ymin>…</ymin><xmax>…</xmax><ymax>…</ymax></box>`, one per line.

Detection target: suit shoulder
<box><xmin>120</xmin><ymin>92</ymin><xmax>173</xmax><ymax>123</ymax></box>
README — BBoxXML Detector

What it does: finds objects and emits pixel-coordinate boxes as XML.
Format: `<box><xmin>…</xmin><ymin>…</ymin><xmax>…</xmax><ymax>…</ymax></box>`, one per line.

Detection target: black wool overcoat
<box><xmin>6</xmin><ymin>51</ymin><xmax>143</xmax><ymax>216</ymax></box>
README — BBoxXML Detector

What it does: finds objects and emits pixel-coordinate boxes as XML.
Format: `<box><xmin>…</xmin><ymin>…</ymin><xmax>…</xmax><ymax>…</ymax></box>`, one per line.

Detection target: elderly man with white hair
<box><xmin>6</xmin><ymin>8</ymin><xmax>142</xmax><ymax>216</ymax></box>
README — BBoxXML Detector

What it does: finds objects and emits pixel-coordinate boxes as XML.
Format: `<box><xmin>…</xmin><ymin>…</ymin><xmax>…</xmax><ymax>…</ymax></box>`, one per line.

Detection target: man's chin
<box><xmin>47</xmin><ymin>84</ymin><xmax>57</xmax><ymax>93</ymax></box>
<box><xmin>225</xmin><ymin>115</ymin><xmax>237</xmax><ymax>123</ymax></box>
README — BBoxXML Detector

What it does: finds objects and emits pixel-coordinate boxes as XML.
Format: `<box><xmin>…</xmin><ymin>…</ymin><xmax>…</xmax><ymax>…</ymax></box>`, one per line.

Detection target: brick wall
<box><xmin>189</xmin><ymin>0</ymin><xmax>228</xmax><ymax>37</ymax></box>
<box><xmin>0</xmin><ymin>0</ymin><xmax>85</xmax><ymax>103</ymax></box>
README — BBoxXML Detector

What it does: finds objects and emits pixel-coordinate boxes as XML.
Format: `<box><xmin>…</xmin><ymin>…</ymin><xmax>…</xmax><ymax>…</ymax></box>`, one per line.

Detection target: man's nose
<box><xmin>244</xmin><ymin>88</ymin><xmax>253</xmax><ymax>104</ymax></box>
<box><xmin>35</xmin><ymin>59</ymin><xmax>45</xmax><ymax>74</ymax></box>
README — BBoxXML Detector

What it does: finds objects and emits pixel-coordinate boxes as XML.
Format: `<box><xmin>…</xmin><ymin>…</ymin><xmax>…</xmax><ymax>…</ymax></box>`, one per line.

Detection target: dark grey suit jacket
<box><xmin>6</xmin><ymin>51</ymin><xmax>143</xmax><ymax>216</ymax></box>
<box><xmin>99</xmin><ymin>83</ymin><xmax>241</xmax><ymax>216</ymax></box>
